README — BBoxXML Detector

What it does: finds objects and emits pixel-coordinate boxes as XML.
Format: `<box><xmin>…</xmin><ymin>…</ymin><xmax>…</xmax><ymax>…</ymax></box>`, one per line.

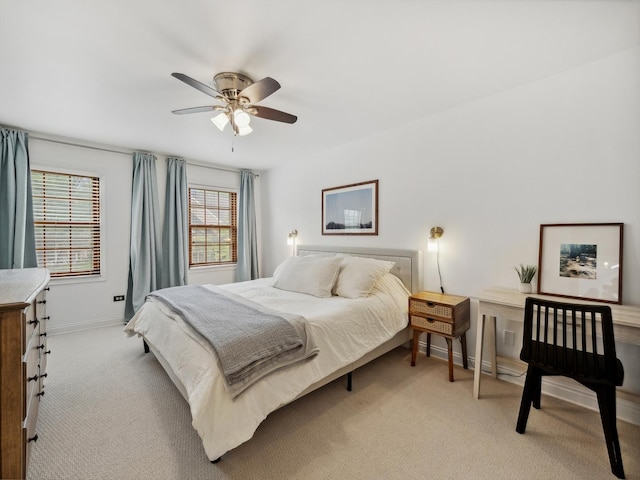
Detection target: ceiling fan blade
<box><xmin>239</xmin><ymin>77</ymin><xmax>281</xmax><ymax>104</ymax></box>
<box><xmin>251</xmin><ymin>105</ymin><xmax>297</xmax><ymax>124</ymax></box>
<box><xmin>171</xmin><ymin>106</ymin><xmax>221</xmax><ymax>115</ymax></box>
<box><xmin>171</xmin><ymin>72</ymin><xmax>222</xmax><ymax>98</ymax></box>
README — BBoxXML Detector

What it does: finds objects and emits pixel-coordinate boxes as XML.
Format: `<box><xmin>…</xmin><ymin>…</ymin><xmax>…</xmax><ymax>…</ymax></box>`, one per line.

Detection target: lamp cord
<box><xmin>436</xmin><ymin>246</ymin><xmax>444</xmax><ymax>294</ymax></box>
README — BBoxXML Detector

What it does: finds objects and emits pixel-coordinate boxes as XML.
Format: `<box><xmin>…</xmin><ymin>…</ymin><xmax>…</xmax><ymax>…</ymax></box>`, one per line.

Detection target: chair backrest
<box><xmin>520</xmin><ymin>297</ymin><xmax>620</xmax><ymax>384</ymax></box>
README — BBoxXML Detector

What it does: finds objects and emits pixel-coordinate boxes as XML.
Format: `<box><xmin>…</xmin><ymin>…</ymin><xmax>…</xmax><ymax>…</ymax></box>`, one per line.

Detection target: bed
<box><xmin>124</xmin><ymin>245</ymin><xmax>422</xmax><ymax>462</ymax></box>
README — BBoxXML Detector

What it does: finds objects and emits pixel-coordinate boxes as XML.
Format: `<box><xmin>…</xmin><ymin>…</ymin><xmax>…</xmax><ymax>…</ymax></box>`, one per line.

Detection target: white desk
<box><xmin>473</xmin><ymin>287</ymin><xmax>640</xmax><ymax>399</ymax></box>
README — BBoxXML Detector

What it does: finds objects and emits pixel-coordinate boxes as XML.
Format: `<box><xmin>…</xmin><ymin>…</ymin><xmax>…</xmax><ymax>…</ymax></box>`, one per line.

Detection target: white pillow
<box><xmin>273</xmin><ymin>255</ymin><xmax>341</xmax><ymax>298</ymax></box>
<box><xmin>333</xmin><ymin>255</ymin><xmax>395</xmax><ymax>298</ymax></box>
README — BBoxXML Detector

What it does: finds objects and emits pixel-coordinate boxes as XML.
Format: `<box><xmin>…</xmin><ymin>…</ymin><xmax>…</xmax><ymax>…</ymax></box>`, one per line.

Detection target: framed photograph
<box><xmin>537</xmin><ymin>223</ymin><xmax>623</xmax><ymax>304</ymax></box>
<box><xmin>322</xmin><ymin>180</ymin><xmax>378</xmax><ymax>235</ymax></box>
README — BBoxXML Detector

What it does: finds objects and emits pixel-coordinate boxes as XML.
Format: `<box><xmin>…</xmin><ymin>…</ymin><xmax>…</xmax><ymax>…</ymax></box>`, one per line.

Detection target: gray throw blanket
<box><xmin>147</xmin><ymin>285</ymin><xmax>319</xmax><ymax>398</ymax></box>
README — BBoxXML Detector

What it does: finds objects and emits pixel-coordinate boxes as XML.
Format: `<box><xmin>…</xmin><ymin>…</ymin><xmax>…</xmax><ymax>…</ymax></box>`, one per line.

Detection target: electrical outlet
<box><xmin>503</xmin><ymin>330</ymin><xmax>515</xmax><ymax>346</ymax></box>
<box><xmin>113</xmin><ymin>295</ymin><xmax>125</xmax><ymax>302</ymax></box>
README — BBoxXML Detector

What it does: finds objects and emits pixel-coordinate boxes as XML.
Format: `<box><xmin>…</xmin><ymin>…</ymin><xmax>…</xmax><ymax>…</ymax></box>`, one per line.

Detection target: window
<box><xmin>188</xmin><ymin>187</ymin><xmax>237</xmax><ymax>266</ymax></box>
<box><xmin>31</xmin><ymin>170</ymin><xmax>101</xmax><ymax>278</ymax></box>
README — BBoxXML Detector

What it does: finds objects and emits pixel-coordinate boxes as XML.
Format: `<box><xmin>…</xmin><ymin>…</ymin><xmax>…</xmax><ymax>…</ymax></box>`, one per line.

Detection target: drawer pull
<box><xmin>43</xmin><ymin>316</ymin><xmax>50</xmax><ymax>320</ymax></box>
<box><xmin>44</xmin><ymin>349</ymin><xmax>51</xmax><ymax>355</ymax></box>
<box><xmin>37</xmin><ymin>299</ymin><xmax>47</xmax><ymax>305</ymax></box>
<box><xmin>40</xmin><ymin>373</ymin><xmax>48</xmax><ymax>379</ymax></box>
<box><xmin>28</xmin><ymin>374</ymin><xmax>39</xmax><ymax>382</ymax></box>
<box><xmin>40</xmin><ymin>332</ymin><xmax>47</xmax><ymax>337</ymax></box>
<box><xmin>28</xmin><ymin>434</ymin><xmax>38</xmax><ymax>443</ymax></box>
<box><xmin>44</xmin><ymin>287</ymin><xmax>50</xmax><ymax>291</ymax></box>
<box><xmin>28</xmin><ymin>319</ymin><xmax>39</xmax><ymax>326</ymax></box>
<box><xmin>36</xmin><ymin>345</ymin><xmax>45</xmax><ymax>350</ymax></box>
<box><xmin>36</xmin><ymin>390</ymin><xmax>45</xmax><ymax>398</ymax></box>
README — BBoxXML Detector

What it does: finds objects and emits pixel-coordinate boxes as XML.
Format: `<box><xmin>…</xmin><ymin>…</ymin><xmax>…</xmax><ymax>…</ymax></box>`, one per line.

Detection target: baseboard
<box><xmin>48</xmin><ymin>316</ymin><xmax>124</xmax><ymax>335</ymax></box>
<box><xmin>420</xmin><ymin>340</ymin><xmax>640</xmax><ymax>427</ymax></box>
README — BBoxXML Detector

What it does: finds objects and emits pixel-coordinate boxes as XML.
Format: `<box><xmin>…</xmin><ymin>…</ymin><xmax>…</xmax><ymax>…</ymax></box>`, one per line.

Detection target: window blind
<box><xmin>31</xmin><ymin>170</ymin><xmax>101</xmax><ymax>277</ymax></box>
<box><xmin>188</xmin><ymin>187</ymin><xmax>237</xmax><ymax>266</ymax></box>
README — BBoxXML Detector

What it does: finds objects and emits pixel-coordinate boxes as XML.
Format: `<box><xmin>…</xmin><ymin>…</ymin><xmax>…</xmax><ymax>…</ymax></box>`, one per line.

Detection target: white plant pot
<box><xmin>519</xmin><ymin>283</ymin><xmax>532</xmax><ymax>294</ymax></box>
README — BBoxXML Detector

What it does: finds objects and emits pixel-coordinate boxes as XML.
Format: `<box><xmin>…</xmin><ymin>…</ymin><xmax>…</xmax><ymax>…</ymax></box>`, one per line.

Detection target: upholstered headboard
<box><xmin>297</xmin><ymin>245</ymin><xmax>423</xmax><ymax>294</ymax></box>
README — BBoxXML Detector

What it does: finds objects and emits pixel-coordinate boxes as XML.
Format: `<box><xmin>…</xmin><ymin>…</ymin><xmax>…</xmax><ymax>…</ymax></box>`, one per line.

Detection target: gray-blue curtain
<box><xmin>125</xmin><ymin>152</ymin><xmax>162</xmax><ymax>321</ymax></box>
<box><xmin>0</xmin><ymin>128</ymin><xmax>37</xmax><ymax>269</ymax></box>
<box><xmin>161</xmin><ymin>157</ymin><xmax>188</xmax><ymax>288</ymax></box>
<box><xmin>236</xmin><ymin>170</ymin><xmax>259</xmax><ymax>281</ymax></box>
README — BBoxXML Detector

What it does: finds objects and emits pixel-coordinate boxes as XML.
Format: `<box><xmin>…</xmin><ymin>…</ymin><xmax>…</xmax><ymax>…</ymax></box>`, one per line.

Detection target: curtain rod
<box><xmin>29</xmin><ymin>135</ymin><xmax>255</xmax><ymax>176</ymax></box>
<box><xmin>31</xmin><ymin>135</ymin><xmax>131</xmax><ymax>156</ymax></box>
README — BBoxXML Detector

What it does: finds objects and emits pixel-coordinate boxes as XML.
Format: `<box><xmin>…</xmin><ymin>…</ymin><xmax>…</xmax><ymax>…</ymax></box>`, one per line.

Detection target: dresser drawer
<box><xmin>23</xmin><ymin>332</ymin><xmax>40</xmax><ymax>416</ymax></box>
<box><xmin>38</xmin><ymin>315</ymin><xmax>48</xmax><ymax>341</ymax></box>
<box><xmin>39</xmin><ymin>337</ymin><xmax>49</xmax><ymax>385</ymax></box>
<box><xmin>409</xmin><ymin>299</ymin><xmax>453</xmax><ymax>319</ymax></box>
<box><xmin>410</xmin><ymin>315</ymin><xmax>453</xmax><ymax>335</ymax></box>
<box><xmin>23</xmin><ymin>392</ymin><xmax>40</xmax><ymax>475</ymax></box>
<box><xmin>35</xmin><ymin>291</ymin><xmax>47</xmax><ymax>317</ymax></box>
<box><xmin>24</xmin><ymin>303</ymin><xmax>38</xmax><ymax>349</ymax></box>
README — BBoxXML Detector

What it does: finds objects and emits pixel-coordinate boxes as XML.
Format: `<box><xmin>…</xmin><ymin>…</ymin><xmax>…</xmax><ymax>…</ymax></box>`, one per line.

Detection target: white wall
<box><xmin>260</xmin><ymin>47</ymin><xmax>640</xmax><ymax>398</ymax></box>
<box><xmin>29</xmin><ymin>137</ymin><xmax>246</xmax><ymax>334</ymax></box>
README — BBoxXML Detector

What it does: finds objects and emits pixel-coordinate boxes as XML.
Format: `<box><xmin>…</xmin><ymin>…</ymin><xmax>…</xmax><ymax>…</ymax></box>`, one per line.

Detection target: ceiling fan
<box><xmin>171</xmin><ymin>72</ymin><xmax>297</xmax><ymax>136</ymax></box>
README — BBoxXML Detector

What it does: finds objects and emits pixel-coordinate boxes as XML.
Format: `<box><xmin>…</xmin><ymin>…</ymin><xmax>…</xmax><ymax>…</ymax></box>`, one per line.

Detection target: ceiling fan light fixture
<box><xmin>237</xmin><ymin>124</ymin><xmax>253</xmax><ymax>136</ymax></box>
<box><xmin>211</xmin><ymin>113</ymin><xmax>229</xmax><ymax>131</ymax></box>
<box><xmin>233</xmin><ymin>109</ymin><xmax>251</xmax><ymax>128</ymax></box>
<box><xmin>173</xmin><ymin>71</ymin><xmax>297</xmax><ymax>136</ymax></box>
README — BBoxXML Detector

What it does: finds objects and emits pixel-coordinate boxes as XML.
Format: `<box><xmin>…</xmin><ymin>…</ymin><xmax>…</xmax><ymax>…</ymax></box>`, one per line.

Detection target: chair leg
<box><xmin>595</xmin><ymin>386</ymin><xmax>625</xmax><ymax>479</ymax></box>
<box><xmin>516</xmin><ymin>366</ymin><xmax>538</xmax><ymax>434</ymax></box>
<box><xmin>532</xmin><ymin>369</ymin><xmax>542</xmax><ymax>410</ymax></box>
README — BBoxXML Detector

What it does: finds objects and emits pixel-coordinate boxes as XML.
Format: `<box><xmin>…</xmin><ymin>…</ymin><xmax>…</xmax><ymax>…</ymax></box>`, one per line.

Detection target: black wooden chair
<box><xmin>516</xmin><ymin>297</ymin><xmax>625</xmax><ymax>479</ymax></box>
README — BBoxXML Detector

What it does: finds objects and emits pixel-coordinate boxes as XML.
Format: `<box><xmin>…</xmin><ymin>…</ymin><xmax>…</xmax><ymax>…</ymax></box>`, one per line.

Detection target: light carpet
<box><xmin>27</xmin><ymin>324</ymin><xmax>639</xmax><ymax>480</ymax></box>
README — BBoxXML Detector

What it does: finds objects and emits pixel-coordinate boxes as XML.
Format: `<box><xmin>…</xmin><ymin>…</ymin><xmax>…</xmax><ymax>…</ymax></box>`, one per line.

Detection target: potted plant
<box><xmin>514</xmin><ymin>264</ymin><xmax>537</xmax><ymax>293</ymax></box>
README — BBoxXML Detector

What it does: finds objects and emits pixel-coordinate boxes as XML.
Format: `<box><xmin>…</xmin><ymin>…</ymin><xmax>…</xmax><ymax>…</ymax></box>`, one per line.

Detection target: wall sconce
<box><xmin>287</xmin><ymin>229</ymin><xmax>298</xmax><ymax>246</ymax></box>
<box><xmin>287</xmin><ymin>229</ymin><xmax>298</xmax><ymax>255</ymax></box>
<box><xmin>428</xmin><ymin>226</ymin><xmax>444</xmax><ymax>252</ymax></box>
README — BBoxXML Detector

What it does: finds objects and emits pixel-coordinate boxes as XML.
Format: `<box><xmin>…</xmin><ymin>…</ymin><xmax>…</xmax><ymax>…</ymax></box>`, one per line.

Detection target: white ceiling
<box><xmin>1</xmin><ymin>1</ymin><xmax>638</xmax><ymax>171</ymax></box>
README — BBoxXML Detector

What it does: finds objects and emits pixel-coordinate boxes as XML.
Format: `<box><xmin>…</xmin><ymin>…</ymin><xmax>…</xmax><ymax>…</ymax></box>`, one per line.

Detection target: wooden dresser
<box><xmin>0</xmin><ymin>268</ymin><xmax>50</xmax><ymax>480</ymax></box>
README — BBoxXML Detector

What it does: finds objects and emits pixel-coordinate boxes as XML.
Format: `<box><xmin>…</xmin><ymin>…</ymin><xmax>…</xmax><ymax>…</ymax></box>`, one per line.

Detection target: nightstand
<box><xmin>409</xmin><ymin>291</ymin><xmax>470</xmax><ymax>382</ymax></box>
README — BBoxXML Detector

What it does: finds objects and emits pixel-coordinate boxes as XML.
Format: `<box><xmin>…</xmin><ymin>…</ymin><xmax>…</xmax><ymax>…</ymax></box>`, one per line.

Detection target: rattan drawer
<box><xmin>409</xmin><ymin>299</ymin><xmax>452</xmax><ymax>319</ymax></box>
<box><xmin>410</xmin><ymin>315</ymin><xmax>453</xmax><ymax>335</ymax></box>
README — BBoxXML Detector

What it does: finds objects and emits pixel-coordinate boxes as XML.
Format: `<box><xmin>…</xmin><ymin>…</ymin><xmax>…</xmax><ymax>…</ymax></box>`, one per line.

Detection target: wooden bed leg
<box><xmin>211</xmin><ymin>457</ymin><xmax>221</xmax><ymax>464</ymax></box>
<box><xmin>346</xmin><ymin>371</ymin><xmax>353</xmax><ymax>391</ymax></box>
<box><xmin>143</xmin><ymin>340</ymin><xmax>149</xmax><ymax>354</ymax></box>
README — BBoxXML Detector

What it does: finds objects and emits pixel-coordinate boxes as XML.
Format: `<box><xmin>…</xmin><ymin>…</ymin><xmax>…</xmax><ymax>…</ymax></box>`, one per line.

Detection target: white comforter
<box><xmin>125</xmin><ymin>273</ymin><xmax>409</xmax><ymax>461</ymax></box>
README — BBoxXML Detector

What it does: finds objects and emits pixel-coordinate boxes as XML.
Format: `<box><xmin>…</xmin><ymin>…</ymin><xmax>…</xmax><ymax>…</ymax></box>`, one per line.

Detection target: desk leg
<box><xmin>473</xmin><ymin>314</ymin><xmax>498</xmax><ymax>399</ymax></box>
<box><xmin>487</xmin><ymin>315</ymin><xmax>498</xmax><ymax>379</ymax></box>
<box><xmin>473</xmin><ymin>314</ymin><xmax>485</xmax><ymax>399</ymax></box>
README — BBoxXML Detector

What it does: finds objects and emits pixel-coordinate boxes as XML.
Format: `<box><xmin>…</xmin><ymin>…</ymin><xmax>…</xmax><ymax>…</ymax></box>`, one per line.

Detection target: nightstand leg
<box><xmin>460</xmin><ymin>333</ymin><xmax>468</xmax><ymax>369</ymax></box>
<box><xmin>446</xmin><ymin>337</ymin><xmax>454</xmax><ymax>382</ymax></box>
<box><xmin>426</xmin><ymin>332</ymin><xmax>431</xmax><ymax>357</ymax></box>
<box><xmin>411</xmin><ymin>330</ymin><xmax>420</xmax><ymax>366</ymax></box>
